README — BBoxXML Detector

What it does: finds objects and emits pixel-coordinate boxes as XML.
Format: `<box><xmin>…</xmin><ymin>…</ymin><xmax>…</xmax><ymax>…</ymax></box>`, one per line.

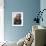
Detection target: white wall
<box><xmin>0</xmin><ymin>0</ymin><xmax>4</xmax><ymax>42</ymax></box>
<box><xmin>40</xmin><ymin>0</ymin><xmax>46</xmax><ymax>26</ymax></box>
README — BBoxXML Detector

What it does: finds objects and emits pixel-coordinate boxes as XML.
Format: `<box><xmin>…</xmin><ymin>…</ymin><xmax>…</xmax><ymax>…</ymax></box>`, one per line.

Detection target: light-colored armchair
<box><xmin>17</xmin><ymin>33</ymin><xmax>34</xmax><ymax>46</ymax></box>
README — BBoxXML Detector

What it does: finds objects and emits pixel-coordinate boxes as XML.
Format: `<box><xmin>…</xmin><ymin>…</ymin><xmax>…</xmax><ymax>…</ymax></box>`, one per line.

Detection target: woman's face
<box><xmin>16</xmin><ymin>14</ymin><xmax>21</xmax><ymax>20</ymax></box>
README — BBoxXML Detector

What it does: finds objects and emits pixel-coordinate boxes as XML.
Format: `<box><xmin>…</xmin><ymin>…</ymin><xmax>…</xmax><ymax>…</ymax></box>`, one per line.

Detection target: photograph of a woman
<box><xmin>14</xmin><ymin>13</ymin><xmax>21</xmax><ymax>25</ymax></box>
<box><xmin>12</xmin><ymin>12</ymin><xmax>23</xmax><ymax>26</ymax></box>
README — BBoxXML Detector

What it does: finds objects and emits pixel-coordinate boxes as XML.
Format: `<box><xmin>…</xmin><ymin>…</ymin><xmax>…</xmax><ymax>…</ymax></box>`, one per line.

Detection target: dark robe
<box><xmin>14</xmin><ymin>18</ymin><xmax>21</xmax><ymax>25</ymax></box>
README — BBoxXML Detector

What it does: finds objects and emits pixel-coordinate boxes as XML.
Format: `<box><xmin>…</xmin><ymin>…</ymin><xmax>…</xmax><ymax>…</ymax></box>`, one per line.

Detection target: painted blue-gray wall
<box><xmin>4</xmin><ymin>0</ymin><xmax>40</xmax><ymax>42</ymax></box>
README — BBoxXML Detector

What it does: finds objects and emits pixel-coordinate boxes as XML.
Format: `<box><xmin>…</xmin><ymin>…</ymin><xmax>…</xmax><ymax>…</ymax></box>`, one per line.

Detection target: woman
<box><xmin>14</xmin><ymin>14</ymin><xmax>21</xmax><ymax>25</ymax></box>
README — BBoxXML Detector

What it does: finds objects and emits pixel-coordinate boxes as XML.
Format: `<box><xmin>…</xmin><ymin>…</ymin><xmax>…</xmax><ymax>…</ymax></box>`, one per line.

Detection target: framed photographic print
<box><xmin>12</xmin><ymin>12</ymin><xmax>23</xmax><ymax>26</ymax></box>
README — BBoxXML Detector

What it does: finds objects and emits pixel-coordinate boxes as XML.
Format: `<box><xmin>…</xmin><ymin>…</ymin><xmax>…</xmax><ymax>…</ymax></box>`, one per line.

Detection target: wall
<box><xmin>0</xmin><ymin>0</ymin><xmax>4</xmax><ymax>42</ymax></box>
<box><xmin>4</xmin><ymin>0</ymin><xmax>40</xmax><ymax>42</ymax></box>
<box><xmin>40</xmin><ymin>0</ymin><xmax>46</xmax><ymax>26</ymax></box>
